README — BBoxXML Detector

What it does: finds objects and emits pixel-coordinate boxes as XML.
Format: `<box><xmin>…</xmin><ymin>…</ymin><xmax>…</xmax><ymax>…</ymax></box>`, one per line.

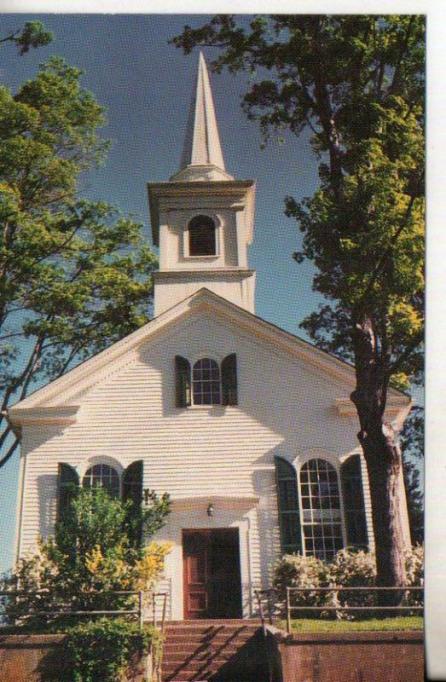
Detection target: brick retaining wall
<box><xmin>0</xmin><ymin>634</ymin><xmax>147</xmax><ymax>681</ymax></box>
<box><xmin>267</xmin><ymin>628</ymin><xmax>424</xmax><ymax>682</ymax></box>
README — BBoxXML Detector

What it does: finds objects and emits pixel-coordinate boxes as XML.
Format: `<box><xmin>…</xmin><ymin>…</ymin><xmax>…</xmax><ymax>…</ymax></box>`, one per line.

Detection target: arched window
<box><xmin>275</xmin><ymin>457</ymin><xmax>301</xmax><ymax>554</ymax></box>
<box><xmin>340</xmin><ymin>455</ymin><xmax>368</xmax><ymax>549</ymax></box>
<box><xmin>188</xmin><ymin>215</ymin><xmax>216</xmax><ymax>256</ymax></box>
<box><xmin>192</xmin><ymin>358</ymin><xmax>221</xmax><ymax>405</ymax></box>
<box><xmin>83</xmin><ymin>463</ymin><xmax>120</xmax><ymax>498</ymax></box>
<box><xmin>300</xmin><ymin>459</ymin><xmax>343</xmax><ymax>561</ymax></box>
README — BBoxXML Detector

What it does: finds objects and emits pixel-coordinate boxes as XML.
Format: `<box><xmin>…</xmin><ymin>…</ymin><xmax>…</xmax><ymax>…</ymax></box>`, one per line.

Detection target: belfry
<box><xmin>148</xmin><ymin>52</ymin><xmax>256</xmax><ymax>315</ymax></box>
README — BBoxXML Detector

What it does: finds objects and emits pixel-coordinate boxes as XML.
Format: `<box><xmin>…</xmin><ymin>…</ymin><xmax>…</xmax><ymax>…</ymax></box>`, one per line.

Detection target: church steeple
<box><xmin>148</xmin><ymin>52</ymin><xmax>256</xmax><ymax>316</ymax></box>
<box><xmin>170</xmin><ymin>52</ymin><xmax>234</xmax><ymax>183</ymax></box>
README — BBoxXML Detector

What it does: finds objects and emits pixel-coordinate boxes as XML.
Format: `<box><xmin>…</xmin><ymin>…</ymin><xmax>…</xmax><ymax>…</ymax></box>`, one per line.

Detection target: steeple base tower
<box><xmin>148</xmin><ymin>53</ymin><xmax>256</xmax><ymax>317</ymax></box>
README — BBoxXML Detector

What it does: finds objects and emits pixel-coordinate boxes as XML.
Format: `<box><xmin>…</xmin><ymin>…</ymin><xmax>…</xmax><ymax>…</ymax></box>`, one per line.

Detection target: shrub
<box><xmin>404</xmin><ymin>544</ymin><xmax>424</xmax><ymax>607</ymax></box>
<box><xmin>273</xmin><ymin>553</ymin><xmax>330</xmax><ymax>612</ymax></box>
<box><xmin>272</xmin><ymin>547</ymin><xmax>424</xmax><ymax>619</ymax></box>
<box><xmin>63</xmin><ymin>617</ymin><xmax>157</xmax><ymax>682</ymax></box>
<box><xmin>3</xmin><ymin>487</ymin><xmax>171</xmax><ymax>629</ymax></box>
<box><xmin>329</xmin><ymin>549</ymin><xmax>376</xmax><ymax>612</ymax></box>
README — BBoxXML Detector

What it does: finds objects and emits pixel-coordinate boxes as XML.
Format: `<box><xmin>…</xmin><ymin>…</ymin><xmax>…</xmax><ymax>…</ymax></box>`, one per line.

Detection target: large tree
<box><xmin>173</xmin><ymin>15</ymin><xmax>424</xmax><ymax>588</ymax></box>
<box><xmin>0</xmin><ymin>57</ymin><xmax>157</xmax><ymax>468</ymax></box>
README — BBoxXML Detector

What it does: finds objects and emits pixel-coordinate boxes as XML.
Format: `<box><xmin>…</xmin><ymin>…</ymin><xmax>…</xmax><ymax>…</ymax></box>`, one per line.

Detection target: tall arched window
<box><xmin>275</xmin><ymin>457</ymin><xmax>301</xmax><ymax>554</ymax></box>
<box><xmin>300</xmin><ymin>459</ymin><xmax>343</xmax><ymax>560</ymax></box>
<box><xmin>192</xmin><ymin>358</ymin><xmax>221</xmax><ymax>405</ymax></box>
<box><xmin>83</xmin><ymin>463</ymin><xmax>120</xmax><ymax>498</ymax></box>
<box><xmin>188</xmin><ymin>215</ymin><xmax>216</xmax><ymax>256</ymax></box>
<box><xmin>340</xmin><ymin>455</ymin><xmax>368</xmax><ymax>549</ymax></box>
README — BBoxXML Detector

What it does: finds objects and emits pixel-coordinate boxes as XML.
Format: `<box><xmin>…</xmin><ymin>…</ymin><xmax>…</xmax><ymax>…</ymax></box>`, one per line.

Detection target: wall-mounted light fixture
<box><xmin>207</xmin><ymin>503</ymin><xmax>214</xmax><ymax>517</ymax></box>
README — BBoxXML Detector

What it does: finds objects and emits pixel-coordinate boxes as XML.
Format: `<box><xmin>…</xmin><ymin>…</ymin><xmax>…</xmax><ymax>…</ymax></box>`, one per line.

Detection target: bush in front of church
<box><xmin>272</xmin><ymin>546</ymin><xmax>424</xmax><ymax>618</ymax></box>
<box><xmin>2</xmin><ymin>486</ymin><xmax>171</xmax><ymax>630</ymax></box>
<box><xmin>272</xmin><ymin>553</ymin><xmax>331</xmax><ymax>613</ymax></box>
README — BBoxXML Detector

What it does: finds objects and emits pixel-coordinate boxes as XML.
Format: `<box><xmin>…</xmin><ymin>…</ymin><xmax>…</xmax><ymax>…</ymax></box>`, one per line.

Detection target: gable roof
<box><xmin>8</xmin><ymin>288</ymin><xmax>410</xmax><ymax>426</ymax></box>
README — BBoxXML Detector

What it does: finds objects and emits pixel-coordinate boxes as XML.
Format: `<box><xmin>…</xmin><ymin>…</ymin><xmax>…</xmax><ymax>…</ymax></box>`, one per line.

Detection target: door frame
<box><xmin>182</xmin><ymin>528</ymin><xmax>242</xmax><ymax>619</ymax></box>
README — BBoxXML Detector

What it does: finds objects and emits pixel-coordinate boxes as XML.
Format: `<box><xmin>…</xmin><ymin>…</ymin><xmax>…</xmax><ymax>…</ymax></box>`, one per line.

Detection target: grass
<box><xmin>285</xmin><ymin>616</ymin><xmax>423</xmax><ymax>633</ymax></box>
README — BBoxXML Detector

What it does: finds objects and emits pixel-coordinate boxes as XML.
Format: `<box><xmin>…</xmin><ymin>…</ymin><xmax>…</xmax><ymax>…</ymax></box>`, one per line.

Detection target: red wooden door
<box><xmin>183</xmin><ymin>529</ymin><xmax>242</xmax><ymax>619</ymax></box>
<box><xmin>183</xmin><ymin>531</ymin><xmax>209</xmax><ymax>619</ymax></box>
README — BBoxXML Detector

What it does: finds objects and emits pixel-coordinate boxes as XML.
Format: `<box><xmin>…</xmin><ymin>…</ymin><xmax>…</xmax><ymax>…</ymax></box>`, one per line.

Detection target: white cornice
<box><xmin>154</xmin><ymin>268</ymin><xmax>255</xmax><ymax>280</ymax></box>
<box><xmin>8</xmin><ymin>405</ymin><xmax>80</xmax><ymax>427</ymax></box>
<box><xmin>148</xmin><ymin>180</ymin><xmax>255</xmax><ymax>247</ymax></box>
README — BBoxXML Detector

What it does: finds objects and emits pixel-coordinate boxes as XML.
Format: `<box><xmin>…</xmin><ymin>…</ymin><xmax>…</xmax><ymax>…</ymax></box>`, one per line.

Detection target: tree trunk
<box><xmin>359</xmin><ymin>425</ymin><xmax>407</xmax><ymax>588</ymax></box>
<box><xmin>351</xmin><ymin>315</ymin><xmax>407</xmax><ymax>591</ymax></box>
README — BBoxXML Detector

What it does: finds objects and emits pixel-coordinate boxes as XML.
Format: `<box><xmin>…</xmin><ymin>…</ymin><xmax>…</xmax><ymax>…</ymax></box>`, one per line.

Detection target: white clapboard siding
<box><xmin>16</xmin><ymin>310</ymin><xmax>376</xmax><ymax>612</ymax></box>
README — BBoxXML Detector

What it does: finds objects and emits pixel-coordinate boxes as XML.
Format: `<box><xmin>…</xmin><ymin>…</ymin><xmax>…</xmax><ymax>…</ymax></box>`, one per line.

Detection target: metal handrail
<box><xmin>0</xmin><ymin>589</ymin><xmax>168</xmax><ymax>632</ymax></box>
<box><xmin>285</xmin><ymin>585</ymin><xmax>424</xmax><ymax>633</ymax></box>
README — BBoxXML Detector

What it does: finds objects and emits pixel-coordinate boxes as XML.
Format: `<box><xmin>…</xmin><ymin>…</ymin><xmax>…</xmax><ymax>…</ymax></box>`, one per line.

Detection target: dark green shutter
<box><xmin>275</xmin><ymin>457</ymin><xmax>301</xmax><ymax>554</ymax></box>
<box><xmin>57</xmin><ymin>463</ymin><xmax>79</xmax><ymax>521</ymax></box>
<box><xmin>340</xmin><ymin>455</ymin><xmax>368</xmax><ymax>549</ymax></box>
<box><xmin>123</xmin><ymin>460</ymin><xmax>143</xmax><ymax>547</ymax></box>
<box><xmin>221</xmin><ymin>353</ymin><xmax>238</xmax><ymax>405</ymax></box>
<box><xmin>175</xmin><ymin>355</ymin><xmax>191</xmax><ymax>407</ymax></box>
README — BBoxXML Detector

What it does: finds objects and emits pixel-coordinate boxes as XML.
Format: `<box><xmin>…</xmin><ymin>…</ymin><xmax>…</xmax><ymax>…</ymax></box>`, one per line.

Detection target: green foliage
<box><xmin>0</xmin><ymin>57</ymin><xmax>158</xmax><ymax>467</ymax></box>
<box><xmin>287</xmin><ymin>616</ymin><xmax>423</xmax><ymax>632</ymax></box>
<box><xmin>3</xmin><ymin>486</ymin><xmax>170</xmax><ymax>628</ymax></box>
<box><xmin>1</xmin><ymin>21</ymin><xmax>53</xmax><ymax>55</ymax></box>
<box><xmin>63</xmin><ymin>618</ymin><xmax>155</xmax><ymax>682</ymax></box>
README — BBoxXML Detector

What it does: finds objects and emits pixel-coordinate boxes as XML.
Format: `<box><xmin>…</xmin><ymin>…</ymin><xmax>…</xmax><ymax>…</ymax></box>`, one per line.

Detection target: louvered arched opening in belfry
<box><xmin>188</xmin><ymin>215</ymin><xmax>216</xmax><ymax>256</ymax></box>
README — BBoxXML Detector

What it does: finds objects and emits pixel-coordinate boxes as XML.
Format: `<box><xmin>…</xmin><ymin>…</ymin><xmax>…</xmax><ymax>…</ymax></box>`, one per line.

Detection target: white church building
<box><xmin>9</xmin><ymin>54</ymin><xmax>411</xmax><ymax>621</ymax></box>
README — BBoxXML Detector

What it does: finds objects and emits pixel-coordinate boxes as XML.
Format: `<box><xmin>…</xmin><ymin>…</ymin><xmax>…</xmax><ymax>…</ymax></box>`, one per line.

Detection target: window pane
<box><xmin>300</xmin><ymin>459</ymin><xmax>343</xmax><ymax>561</ymax></box>
<box><xmin>192</xmin><ymin>358</ymin><xmax>221</xmax><ymax>405</ymax></box>
<box><xmin>83</xmin><ymin>464</ymin><xmax>119</xmax><ymax>498</ymax></box>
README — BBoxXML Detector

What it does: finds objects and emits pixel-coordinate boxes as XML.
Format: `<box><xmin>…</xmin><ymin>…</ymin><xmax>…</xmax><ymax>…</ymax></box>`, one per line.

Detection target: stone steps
<box><xmin>161</xmin><ymin>620</ymin><xmax>268</xmax><ymax>682</ymax></box>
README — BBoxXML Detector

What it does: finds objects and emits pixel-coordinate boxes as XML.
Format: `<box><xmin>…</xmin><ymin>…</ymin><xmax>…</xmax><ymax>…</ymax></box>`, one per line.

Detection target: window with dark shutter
<box><xmin>123</xmin><ymin>460</ymin><xmax>143</xmax><ymax>506</ymax></box>
<box><xmin>340</xmin><ymin>455</ymin><xmax>368</xmax><ymax>549</ymax></box>
<box><xmin>275</xmin><ymin>457</ymin><xmax>301</xmax><ymax>554</ymax></box>
<box><xmin>175</xmin><ymin>355</ymin><xmax>191</xmax><ymax>407</ymax></box>
<box><xmin>221</xmin><ymin>353</ymin><xmax>238</xmax><ymax>405</ymax></box>
<box><xmin>57</xmin><ymin>463</ymin><xmax>79</xmax><ymax>521</ymax></box>
<box><xmin>123</xmin><ymin>460</ymin><xmax>143</xmax><ymax>547</ymax></box>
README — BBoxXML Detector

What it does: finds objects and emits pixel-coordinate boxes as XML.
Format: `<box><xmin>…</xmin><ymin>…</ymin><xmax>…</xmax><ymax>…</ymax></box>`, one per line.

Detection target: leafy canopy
<box><xmin>0</xmin><ymin>57</ymin><xmax>157</xmax><ymax>467</ymax></box>
<box><xmin>173</xmin><ymin>15</ymin><xmax>424</xmax><ymax>393</ymax></box>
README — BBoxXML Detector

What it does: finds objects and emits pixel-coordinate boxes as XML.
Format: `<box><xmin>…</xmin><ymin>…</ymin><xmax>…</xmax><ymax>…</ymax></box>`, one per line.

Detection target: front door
<box><xmin>183</xmin><ymin>529</ymin><xmax>242</xmax><ymax>619</ymax></box>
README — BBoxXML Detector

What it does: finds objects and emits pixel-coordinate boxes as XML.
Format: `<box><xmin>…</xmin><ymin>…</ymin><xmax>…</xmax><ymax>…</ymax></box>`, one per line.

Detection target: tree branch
<box><xmin>0</xmin><ymin>436</ymin><xmax>20</xmax><ymax>469</ymax></box>
<box><xmin>358</xmin><ymin>195</ymin><xmax>416</xmax><ymax>307</ymax></box>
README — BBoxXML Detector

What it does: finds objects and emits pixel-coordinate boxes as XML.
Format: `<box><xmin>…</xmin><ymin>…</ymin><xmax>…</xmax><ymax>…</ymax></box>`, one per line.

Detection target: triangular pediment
<box><xmin>8</xmin><ymin>288</ymin><xmax>409</xmax><ymax>426</ymax></box>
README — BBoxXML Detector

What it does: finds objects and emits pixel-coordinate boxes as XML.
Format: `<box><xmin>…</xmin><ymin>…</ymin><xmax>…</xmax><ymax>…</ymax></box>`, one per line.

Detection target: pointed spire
<box><xmin>170</xmin><ymin>52</ymin><xmax>233</xmax><ymax>182</ymax></box>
